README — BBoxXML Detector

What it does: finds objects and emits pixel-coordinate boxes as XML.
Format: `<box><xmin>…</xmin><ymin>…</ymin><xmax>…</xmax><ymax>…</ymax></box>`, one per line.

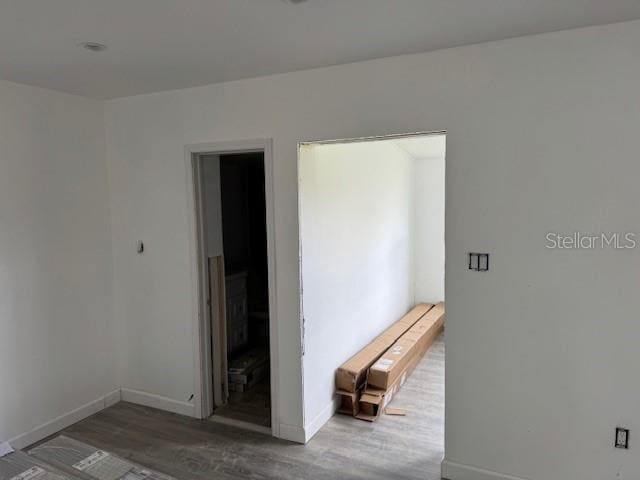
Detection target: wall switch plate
<box><xmin>615</xmin><ymin>427</ymin><xmax>629</xmax><ymax>449</ymax></box>
<box><xmin>469</xmin><ymin>252</ymin><xmax>489</xmax><ymax>271</ymax></box>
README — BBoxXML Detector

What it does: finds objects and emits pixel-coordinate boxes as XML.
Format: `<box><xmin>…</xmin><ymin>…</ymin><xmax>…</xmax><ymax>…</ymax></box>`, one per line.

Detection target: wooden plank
<box><xmin>209</xmin><ymin>256</ymin><xmax>228</xmax><ymax>405</ymax></box>
<box><xmin>384</xmin><ymin>407</ymin><xmax>407</xmax><ymax>416</ymax></box>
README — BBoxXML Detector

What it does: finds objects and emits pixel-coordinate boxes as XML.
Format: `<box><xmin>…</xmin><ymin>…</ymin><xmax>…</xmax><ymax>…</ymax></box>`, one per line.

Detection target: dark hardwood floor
<box><xmin>37</xmin><ymin>334</ymin><xmax>444</xmax><ymax>480</ymax></box>
<box><xmin>212</xmin><ymin>374</ymin><xmax>271</xmax><ymax>428</ymax></box>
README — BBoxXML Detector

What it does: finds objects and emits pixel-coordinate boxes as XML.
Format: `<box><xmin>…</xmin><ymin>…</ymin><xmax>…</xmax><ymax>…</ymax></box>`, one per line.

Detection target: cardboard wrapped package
<box><xmin>357</xmin><ymin>302</ymin><xmax>445</xmax><ymax>421</ymax></box>
<box><xmin>335</xmin><ymin>303</ymin><xmax>434</xmax><ymax>394</ymax></box>
<box><xmin>356</xmin><ymin>349</ymin><xmax>424</xmax><ymax>421</ymax></box>
<box><xmin>368</xmin><ymin>302</ymin><xmax>445</xmax><ymax>390</ymax></box>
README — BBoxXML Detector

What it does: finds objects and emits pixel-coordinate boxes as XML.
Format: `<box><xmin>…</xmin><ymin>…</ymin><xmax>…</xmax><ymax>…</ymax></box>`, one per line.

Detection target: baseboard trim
<box><xmin>7</xmin><ymin>389</ymin><xmax>331</xmax><ymax>451</ymax></box>
<box><xmin>304</xmin><ymin>398</ymin><xmax>338</xmax><ymax>443</ymax></box>
<box><xmin>278</xmin><ymin>423</ymin><xmax>306</xmax><ymax>444</ymax></box>
<box><xmin>209</xmin><ymin>415</ymin><xmax>271</xmax><ymax>435</ymax></box>
<box><xmin>278</xmin><ymin>397</ymin><xmax>338</xmax><ymax>445</ymax></box>
<box><xmin>120</xmin><ymin>388</ymin><xmax>195</xmax><ymax>417</ymax></box>
<box><xmin>8</xmin><ymin>389</ymin><xmax>121</xmax><ymax>450</ymax></box>
<box><xmin>441</xmin><ymin>459</ymin><xmax>528</xmax><ymax>480</ymax></box>
<box><xmin>104</xmin><ymin>389</ymin><xmax>122</xmax><ymax>408</ymax></box>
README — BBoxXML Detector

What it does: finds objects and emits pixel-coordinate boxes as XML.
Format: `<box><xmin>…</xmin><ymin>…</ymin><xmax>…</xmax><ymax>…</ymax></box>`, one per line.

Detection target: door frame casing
<box><xmin>185</xmin><ymin>138</ymin><xmax>279</xmax><ymax>437</ymax></box>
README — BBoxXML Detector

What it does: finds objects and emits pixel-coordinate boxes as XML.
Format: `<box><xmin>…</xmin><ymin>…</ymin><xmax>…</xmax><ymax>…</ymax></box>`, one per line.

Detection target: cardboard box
<box><xmin>335</xmin><ymin>303</ymin><xmax>434</xmax><ymax>393</ymax></box>
<box><xmin>367</xmin><ymin>302</ymin><xmax>445</xmax><ymax>391</ymax></box>
<box><xmin>356</xmin><ymin>391</ymin><xmax>383</xmax><ymax>420</ymax></box>
<box><xmin>356</xmin><ymin>340</ymin><xmax>426</xmax><ymax>422</ymax></box>
<box><xmin>336</xmin><ymin>389</ymin><xmax>361</xmax><ymax>416</ymax></box>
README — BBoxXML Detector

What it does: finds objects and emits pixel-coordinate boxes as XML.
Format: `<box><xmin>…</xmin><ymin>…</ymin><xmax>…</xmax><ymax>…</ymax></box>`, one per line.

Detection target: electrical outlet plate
<box><xmin>615</xmin><ymin>427</ymin><xmax>629</xmax><ymax>449</ymax></box>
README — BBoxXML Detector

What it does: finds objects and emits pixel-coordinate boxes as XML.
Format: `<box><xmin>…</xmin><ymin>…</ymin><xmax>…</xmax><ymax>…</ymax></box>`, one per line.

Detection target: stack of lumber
<box><xmin>228</xmin><ymin>347</ymin><xmax>269</xmax><ymax>392</ymax></box>
<box><xmin>335</xmin><ymin>302</ymin><xmax>445</xmax><ymax>421</ymax></box>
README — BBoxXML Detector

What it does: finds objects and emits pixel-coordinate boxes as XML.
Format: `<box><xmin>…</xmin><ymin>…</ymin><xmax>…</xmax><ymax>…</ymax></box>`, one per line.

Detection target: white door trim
<box><xmin>185</xmin><ymin>138</ymin><xmax>280</xmax><ymax>437</ymax></box>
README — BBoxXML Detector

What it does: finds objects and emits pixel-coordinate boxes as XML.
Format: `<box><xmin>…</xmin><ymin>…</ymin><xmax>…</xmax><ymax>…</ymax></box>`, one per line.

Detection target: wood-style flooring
<box><xmin>39</xmin><ymin>334</ymin><xmax>444</xmax><ymax>480</ymax></box>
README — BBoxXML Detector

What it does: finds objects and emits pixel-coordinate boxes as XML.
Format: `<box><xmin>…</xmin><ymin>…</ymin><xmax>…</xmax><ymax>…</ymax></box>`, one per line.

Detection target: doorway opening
<box><xmin>297</xmin><ymin>132</ymin><xmax>445</xmax><ymax>456</ymax></box>
<box><xmin>191</xmin><ymin>141</ymin><xmax>277</xmax><ymax>435</ymax></box>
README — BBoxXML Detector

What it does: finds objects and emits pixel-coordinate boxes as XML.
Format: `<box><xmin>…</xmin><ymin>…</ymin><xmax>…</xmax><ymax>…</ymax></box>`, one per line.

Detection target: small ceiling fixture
<box><xmin>282</xmin><ymin>0</ymin><xmax>308</xmax><ymax>4</ymax></box>
<box><xmin>79</xmin><ymin>42</ymin><xmax>108</xmax><ymax>52</ymax></box>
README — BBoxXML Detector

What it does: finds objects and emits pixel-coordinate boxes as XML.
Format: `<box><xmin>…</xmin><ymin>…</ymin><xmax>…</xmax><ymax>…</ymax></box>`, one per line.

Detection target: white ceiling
<box><xmin>1</xmin><ymin>0</ymin><xmax>639</xmax><ymax>99</ymax></box>
<box><xmin>394</xmin><ymin>135</ymin><xmax>446</xmax><ymax>161</ymax></box>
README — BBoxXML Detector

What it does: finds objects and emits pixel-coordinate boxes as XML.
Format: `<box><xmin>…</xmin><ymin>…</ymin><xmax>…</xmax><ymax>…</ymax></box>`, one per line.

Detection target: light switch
<box><xmin>469</xmin><ymin>253</ymin><xmax>489</xmax><ymax>271</ymax></box>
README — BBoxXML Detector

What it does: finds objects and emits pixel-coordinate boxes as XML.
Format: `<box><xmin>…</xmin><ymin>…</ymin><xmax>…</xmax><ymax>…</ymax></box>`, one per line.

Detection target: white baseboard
<box><xmin>304</xmin><ymin>398</ymin><xmax>338</xmax><ymax>443</ymax></box>
<box><xmin>8</xmin><ymin>389</ymin><xmax>121</xmax><ymax>450</ymax></box>
<box><xmin>7</xmin><ymin>388</ymin><xmax>329</xmax><ymax>450</ymax></box>
<box><xmin>120</xmin><ymin>388</ymin><xmax>195</xmax><ymax>417</ymax></box>
<box><xmin>441</xmin><ymin>459</ymin><xmax>528</xmax><ymax>480</ymax></box>
<box><xmin>278</xmin><ymin>398</ymin><xmax>338</xmax><ymax>444</ymax></box>
<box><xmin>209</xmin><ymin>415</ymin><xmax>271</xmax><ymax>435</ymax></box>
<box><xmin>104</xmin><ymin>389</ymin><xmax>122</xmax><ymax>408</ymax></box>
<box><xmin>278</xmin><ymin>423</ymin><xmax>306</xmax><ymax>443</ymax></box>
<box><xmin>278</xmin><ymin>423</ymin><xmax>305</xmax><ymax>445</ymax></box>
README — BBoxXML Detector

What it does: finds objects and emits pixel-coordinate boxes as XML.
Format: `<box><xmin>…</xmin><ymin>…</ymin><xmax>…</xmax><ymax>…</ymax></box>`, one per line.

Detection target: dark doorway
<box><xmin>213</xmin><ymin>152</ymin><xmax>271</xmax><ymax>428</ymax></box>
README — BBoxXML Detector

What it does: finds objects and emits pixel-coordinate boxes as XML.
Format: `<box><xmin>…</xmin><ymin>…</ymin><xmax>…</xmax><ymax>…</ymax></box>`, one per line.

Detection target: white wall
<box><xmin>0</xmin><ymin>81</ymin><xmax>115</xmax><ymax>446</ymax></box>
<box><xmin>413</xmin><ymin>155</ymin><xmax>446</xmax><ymax>303</ymax></box>
<box><xmin>105</xmin><ymin>19</ymin><xmax>640</xmax><ymax>479</ymax></box>
<box><xmin>299</xmin><ymin>141</ymin><xmax>415</xmax><ymax>424</ymax></box>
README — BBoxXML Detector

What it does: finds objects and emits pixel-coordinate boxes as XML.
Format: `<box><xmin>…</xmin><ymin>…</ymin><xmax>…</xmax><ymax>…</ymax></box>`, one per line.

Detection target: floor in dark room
<box><xmin>212</xmin><ymin>374</ymin><xmax>271</xmax><ymax>428</ymax></box>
